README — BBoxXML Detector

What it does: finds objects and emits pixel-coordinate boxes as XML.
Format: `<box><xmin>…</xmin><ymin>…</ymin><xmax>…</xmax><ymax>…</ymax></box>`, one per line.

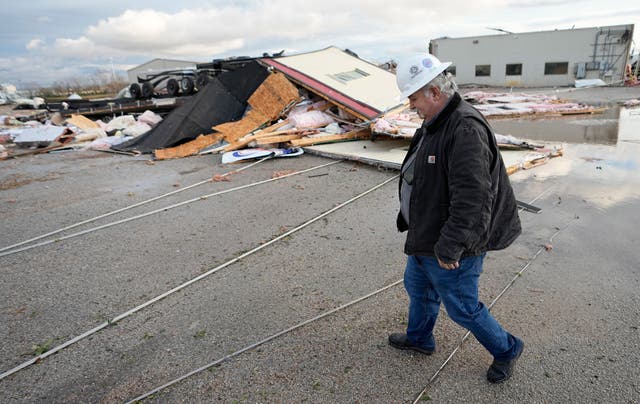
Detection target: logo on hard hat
<box><xmin>409</xmin><ymin>65</ymin><xmax>423</xmax><ymax>79</ymax></box>
<box><xmin>423</xmin><ymin>58</ymin><xmax>433</xmax><ymax>69</ymax></box>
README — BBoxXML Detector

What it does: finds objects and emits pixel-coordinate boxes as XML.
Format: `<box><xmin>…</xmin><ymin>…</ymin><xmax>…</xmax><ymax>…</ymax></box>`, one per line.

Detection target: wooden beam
<box><xmin>255</xmin><ymin>134</ymin><xmax>304</xmax><ymax>145</ymax></box>
<box><xmin>290</xmin><ymin>129</ymin><xmax>370</xmax><ymax>147</ymax></box>
<box><xmin>261</xmin><ymin>119</ymin><xmax>290</xmax><ymax>133</ymax></box>
<box><xmin>154</xmin><ymin>133</ymin><xmax>224</xmax><ymax>160</ymax></box>
<box><xmin>224</xmin><ymin>129</ymin><xmax>319</xmax><ymax>152</ymax></box>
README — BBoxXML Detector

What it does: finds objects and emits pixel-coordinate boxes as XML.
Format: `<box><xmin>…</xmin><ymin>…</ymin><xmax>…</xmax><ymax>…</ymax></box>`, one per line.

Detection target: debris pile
<box><xmin>1</xmin><ymin>47</ymin><xmax>568</xmax><ymax>175</ymax></box>
<box><xmin>2</xmin><ymin>47</ymin><xmax>400</xmax><ymax>161</ymax></box>
<box><xmin>0</xmin><ymin>83</ymin><xmax>45</xmax><ymax>109</ymax></box>
<box><xmin>372</xmin><ymin>90</ymin><xmax>604</xmax><ymax>144</ymax></box>
<box><xmin>462</xmin><ymin>91</ymin><xmax>605</xmax><ymax>118</ymax></box>
<box><xmin>0</xmin><ymin>109</ymin><xmax>163</xmax><ymax>158</ymax></box>
<box><xmin>622</xmin><ymin>99</ymin><xmax>640</xmax><ymax>108</ymax></box>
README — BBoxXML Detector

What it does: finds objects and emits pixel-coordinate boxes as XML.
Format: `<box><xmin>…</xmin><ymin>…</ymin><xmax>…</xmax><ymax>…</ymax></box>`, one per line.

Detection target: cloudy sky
<box><xmin>0</xmin><ymin>0</ymin><xmax>638</xmax><ymax>88</ymax></box>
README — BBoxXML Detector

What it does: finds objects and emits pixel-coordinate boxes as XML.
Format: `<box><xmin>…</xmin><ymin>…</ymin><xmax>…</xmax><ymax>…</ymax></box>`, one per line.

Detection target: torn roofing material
<box><xmin>261</xmin><ymin>46</ymin><xmax>401</xmax><ymax>120</ymax></box>
<box><xmin>154</xmin><ymin>72</ymin><xmax>299</xmax><ymax>159</ymax></box>
<box><xmin>11</xmin><ymin>126</ymin><xmax>74</xmax><ymax>148</ymax></box>
<box><xmin>113</xmin><ymin>61</ymin><xmax>269</xmax><ymax>153</ymax></box>
<box><xmin>214</xmin><ymin>72</ymin><xmax>300</xmax><ymax>152</ymax></box>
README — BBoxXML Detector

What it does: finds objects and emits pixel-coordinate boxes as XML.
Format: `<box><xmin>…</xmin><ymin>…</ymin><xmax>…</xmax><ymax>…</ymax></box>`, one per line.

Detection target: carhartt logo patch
<box><xmin>428</xmin><ymin>155</ymin><xmax>436</xmax><ymax>164</ymax></box>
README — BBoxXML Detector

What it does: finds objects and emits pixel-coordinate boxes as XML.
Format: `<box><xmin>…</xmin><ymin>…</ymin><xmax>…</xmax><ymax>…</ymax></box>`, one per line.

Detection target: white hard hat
<box><xmin>396</xmin><ymin>53</ymin><xmax>452</xmax><ymax>99</ymax></box>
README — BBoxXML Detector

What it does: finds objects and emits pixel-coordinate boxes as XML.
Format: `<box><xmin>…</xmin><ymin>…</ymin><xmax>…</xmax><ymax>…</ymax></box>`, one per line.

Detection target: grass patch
<box><xmin>32</xmin><ymin>339</ymin><xmax>54</xmax><ymax>356</ymax></box>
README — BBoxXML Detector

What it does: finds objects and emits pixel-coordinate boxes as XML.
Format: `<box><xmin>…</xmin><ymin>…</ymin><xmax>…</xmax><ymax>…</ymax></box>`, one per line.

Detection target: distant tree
<box><xmin>36</xmin><ymin>71</ymin><xmax>129</xmax><ymax>99</ymax></box>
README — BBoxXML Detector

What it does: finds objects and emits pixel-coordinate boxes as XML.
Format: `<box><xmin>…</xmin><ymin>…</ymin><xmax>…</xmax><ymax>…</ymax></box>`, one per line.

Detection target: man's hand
<box><xmin>437</xmin><ymin>257</ymin><xmax>460</xmax><ymax>270</ymax></box>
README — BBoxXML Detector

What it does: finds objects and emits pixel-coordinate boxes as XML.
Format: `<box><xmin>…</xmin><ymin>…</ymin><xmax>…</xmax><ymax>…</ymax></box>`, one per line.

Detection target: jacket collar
<box><xmin>424</xmin><ymin>92</ymin><xmax>461</xmax><ymax>132</ymax></box>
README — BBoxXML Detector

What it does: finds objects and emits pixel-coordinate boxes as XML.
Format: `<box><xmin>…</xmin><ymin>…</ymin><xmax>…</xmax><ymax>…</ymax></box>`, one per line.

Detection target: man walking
<box><xmin>389</xmin><ymin>53</ymin><xmax>524</xmax><ymax>383</ymax></box>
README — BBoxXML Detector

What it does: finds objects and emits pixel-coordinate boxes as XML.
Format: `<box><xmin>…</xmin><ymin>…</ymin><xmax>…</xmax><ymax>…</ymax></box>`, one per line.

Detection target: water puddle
<box><xmin>490</xmin><ymin>106</ymin><xmax>622</xmax><ymax>145</ymax></box>
<box><xmin>498</xmin><ymin>107</ymin><xmax>640</xmax><ymax>208</ymax></box>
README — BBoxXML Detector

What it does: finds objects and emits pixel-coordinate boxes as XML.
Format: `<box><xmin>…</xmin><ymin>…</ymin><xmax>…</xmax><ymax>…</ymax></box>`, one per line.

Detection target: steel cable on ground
<box><xmin>125</xmin><ymin>188</ymin><xmax>556</xmax><ymax>402</ymax></box>
<box><xmin>126</xmin><ymin>278</ymin><xmax>405</xmax><ymax>403</ymax></box>
<box><xmin>0</xmin><ymin>173</ymin><xmax>399</xmax><ymax>382</ymax></box>
<box><xmin>0</xmin><ymin>155</ymin><xmax>274</xmax><ymax>255</ymax></box>
<box><xmin>412</xmin><ymin>199</ymin><xmax>576</xmax><ymax>403</ymax></box>
<box><xmin>0</xmin><ymin>160</ymin><xmax>340</xmax><ymax>258</ymax></box>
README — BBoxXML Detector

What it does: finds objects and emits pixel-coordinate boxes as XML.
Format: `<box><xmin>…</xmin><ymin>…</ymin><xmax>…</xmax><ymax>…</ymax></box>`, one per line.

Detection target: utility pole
<box><xmin>110</xmin><ymin>57</ymin><xmax>116</xmax><ymax>81</ymax></box>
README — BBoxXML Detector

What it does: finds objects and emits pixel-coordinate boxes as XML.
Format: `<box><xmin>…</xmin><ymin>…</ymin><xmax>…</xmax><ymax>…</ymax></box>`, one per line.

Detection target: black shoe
<box><xmin>388</xmin><ymin>333</ymin><xmax>434</xmax><ymax>355</ymax></box>
<box><xmin>487</xmin><ymin>340</ymin><xmax>524</xmax><ymax>383</ymax></box>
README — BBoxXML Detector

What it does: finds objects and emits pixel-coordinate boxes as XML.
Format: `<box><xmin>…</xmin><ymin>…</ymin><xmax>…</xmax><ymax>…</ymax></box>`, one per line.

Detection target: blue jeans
<box><xmin>404</xmin><ymin>254</ymin><xmax>522</xmax><ymax>361</ymax></box>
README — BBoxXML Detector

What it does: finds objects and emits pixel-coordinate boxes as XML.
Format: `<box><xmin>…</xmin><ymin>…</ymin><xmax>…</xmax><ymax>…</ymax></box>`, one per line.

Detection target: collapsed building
<box><xmin>5</xmin><ymin>45</ymin><xmax>618</xmax><ymax>172</ymax></box>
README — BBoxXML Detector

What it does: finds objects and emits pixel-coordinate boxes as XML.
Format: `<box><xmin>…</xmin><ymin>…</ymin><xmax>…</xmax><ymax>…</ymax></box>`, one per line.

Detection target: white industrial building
<box><xmin>127</xmin><ymin>58</ymin><xmax>201</xmax><ymax>83</ymax></box>
<box><xmin>429</xmin><ymin>24</ymin><xmax>634</xmax><ymax>87</ymax></box>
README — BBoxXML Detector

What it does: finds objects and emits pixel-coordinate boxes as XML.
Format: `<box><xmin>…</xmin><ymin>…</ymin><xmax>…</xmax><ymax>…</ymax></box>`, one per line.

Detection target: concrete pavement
<box><xmin>1</xmin><ymin>91</ymin><xmax>639</xmax><ymax>403</ymax></box>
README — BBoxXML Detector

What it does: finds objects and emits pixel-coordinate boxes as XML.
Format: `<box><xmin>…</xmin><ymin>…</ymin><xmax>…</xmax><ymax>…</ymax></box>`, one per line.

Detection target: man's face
<box><xmin>408</xmin><ymin>87</ymin><xmax>440</xmax><ymax>120</ymax></box>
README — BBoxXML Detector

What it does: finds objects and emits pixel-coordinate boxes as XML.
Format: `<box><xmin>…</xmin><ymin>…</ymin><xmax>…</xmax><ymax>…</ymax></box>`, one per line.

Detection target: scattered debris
<box><xmin>66</xmin><ymin>114</ymin><xmax>101</xmax><ymax>131</ymax></box>
<box><xmin>272</xmin><ymin>170</ymin><xmax>296</xmax><ymax>179</ymax></box>
<box><xmin>574</xmin><ymin>79</ymin><xmax>607</xmax><ymax>88</ymax></box>
<box><xmin>459</xmin><ymin>91</ymin><xmax>605</xmax><ymax>118</ymax></box>
<box><xmin>155</xmin><ymin>133</ymin><xmax>224</xmax><ymax>160</ymax></box>
<box><xmin>114</xmin><ymin>61</ymin><xmax>270</xmax><ymax>154</ymax></box>
<box><xmin>0</xmin><ymin>47</ymin><xmax>573</xmax><ymax>178</ymax></box>
<box><xmin>505</xmin><ymin>147</ymin><xmax>564</xmax><ymax>176</ymax></box>
<box><xmin>212</xmin><ymin>174</ymin><xmax>231</xmax><ymax>182</ymax></box>
<box><xmin>11</xmin><ymin>126</ymin><xmax>74</xmax><ymax>148</ymax></box>
<box><xmin>622</xmin><ymin>99</ymin><xmax>640</xmax><ymax>108</ymax></box>
<box><xmin>220</xmin><ymin>147</ymin><xmax>303</xmax><ymax>164</ymax></box>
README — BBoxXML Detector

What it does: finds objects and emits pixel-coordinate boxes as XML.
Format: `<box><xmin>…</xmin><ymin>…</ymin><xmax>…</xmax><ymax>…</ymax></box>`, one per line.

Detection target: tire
<box><xmin>166</xmin><ymin>79</ymin><xmax>180</xmax><ymax>96</ymax></box>
<box><xmin>129</xmin><ymin>83</ymin><xmax>141</xmax><ymax>99</ymax></box>
<box><xmin>180</xmin><ymin>77</ymin><xmax>195</xmax><ymax>95</ymax></box>
<box><xmin>141</xmin><ymin>82</ymin><xmax>154</xmax><ymax>98</ymax></box>
<box><xmin>196</xmin><ymin>73</ymin><xmax>210</xmax><ymax>90</ymax></box>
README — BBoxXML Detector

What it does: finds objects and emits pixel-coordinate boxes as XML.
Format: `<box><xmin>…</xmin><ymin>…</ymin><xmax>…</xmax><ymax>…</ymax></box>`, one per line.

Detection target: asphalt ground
<box><xmin>1</xmin><ymin>87</ymin><xmax>639</xmax><ymax>403</ymax></box>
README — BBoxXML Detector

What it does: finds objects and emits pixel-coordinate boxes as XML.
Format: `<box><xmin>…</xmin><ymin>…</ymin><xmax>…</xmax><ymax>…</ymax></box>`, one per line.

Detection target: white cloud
<box><xmin>26</xmin><ymin>39</ymin><xmax>44</xmax><ymax>50</ymax></box>
<box><xmin>79</xmin><ymin>2</ymin><xmax>505</xmax><ymax>59</ymax></box>
<box><xmin>53</xmin><ymin>36</ymin><xmax>98</xmax><ymax>58</ymax></box>
<box><xmin>1</xmin><ymin>1</ymin><xmax>638</xmax><ymax>86</ymax></box>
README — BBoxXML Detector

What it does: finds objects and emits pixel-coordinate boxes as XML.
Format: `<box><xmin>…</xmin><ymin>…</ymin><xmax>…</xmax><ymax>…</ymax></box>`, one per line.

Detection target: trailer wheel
<box><xmin>129</xmin><ymin>83</ymin><xmax>141</xmax><ymax>99</ymax></box>
<box><xmin>196</xmin><ymin>73</ymin><xmax>210</xmax><ymax>90</ymax></box>
<box><xmin>141</xmin><ymin>82</ymin><xmax>154</xmax><ymax>98</ymax></box>
<box><xmin>166</xmin><ymin>79</ymin><xmax>180</xmax><ymax>97</ymax></box>
<box><xmin>181</xmin><ymin>77</ymin><xmax>195</xmax><ymax>95</ymax></box>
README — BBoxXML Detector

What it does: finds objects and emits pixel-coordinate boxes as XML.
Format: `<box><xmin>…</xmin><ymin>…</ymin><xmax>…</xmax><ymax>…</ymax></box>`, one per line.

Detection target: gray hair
<box><xmin>422</xmin><ymin>72</ymin><xmax>457</xmax><ymax>97</ymax></box>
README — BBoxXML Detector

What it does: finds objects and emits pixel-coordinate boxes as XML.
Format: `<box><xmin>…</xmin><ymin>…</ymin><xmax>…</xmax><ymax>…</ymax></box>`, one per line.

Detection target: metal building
<box><xmin>127</xmin><ymin>58</ymin><xmax>201</xmax><ymax>83</ymax></box>
<box><xmin>429</xmin><ymin>24</ymin><xmax>634</xmax><ymax>87</ymax></box>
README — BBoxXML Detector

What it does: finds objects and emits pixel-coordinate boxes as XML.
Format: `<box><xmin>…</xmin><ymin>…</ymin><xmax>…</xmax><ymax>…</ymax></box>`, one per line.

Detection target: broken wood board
<box><xmin>66</xmin><ymin>114</ymin><xmax>100</xmax><ymax>130</ymax></box>
<box><xmin>154</xmin><ymin>133</ymin><xmax>224</xmax><ymax>160</ymax></box>
<box><xmin>212</xmin><ymin>110</ymin><xmax>269</xmax><ymax>143</ymax></box>
<box><xmin>504</xmin><ymin>147</ymin><xmax>564</xmax><ymax>175</ymax></box>
<box><xmin>289</xmin><ymin>129</ymin><xmax>370</xmax><ymax>147</ymax></box>
<box><xmin>247</xmin><ymin>73</ymin><xmax>300</xmax><ymax>119</ymax></box>
<box><xmin>261</xmin><ymin>119</ymin><xmax>290</xmax><ymax>133</ymax></box>
<box><xmin>304</xmin><ymin>138</ymin><xmax>563</xmax><ymax>172</ymax></box>
<box><xmin>212</xmin><ymin>72</ymin><xmax>300</xmax><ymax>146</ymax></box>
<box><xmin>303</xmin><ymin>139</ymin><xmax>409</xmax><ymax>169</ymax></box>
<box><xmin>223</xmin><ymin>129</ymin><xmax>318</xmax><ymax>152</ymax></box>
<box><xmin>255</xmin><ymin>134</ymin><xmax>304</xmax><ymax>145</ymax></box>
